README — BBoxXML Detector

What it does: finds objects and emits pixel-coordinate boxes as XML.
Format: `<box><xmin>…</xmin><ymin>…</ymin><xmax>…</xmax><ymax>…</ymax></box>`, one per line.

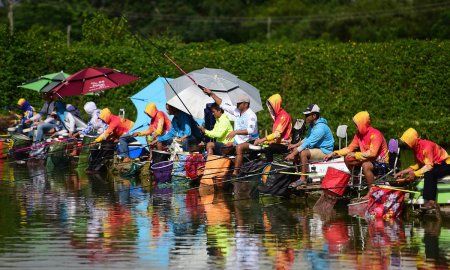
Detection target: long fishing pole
<box><xmin>131</xmin><ymin>32</ymin><xmax>194</xmax><ymax>118</ymax></box>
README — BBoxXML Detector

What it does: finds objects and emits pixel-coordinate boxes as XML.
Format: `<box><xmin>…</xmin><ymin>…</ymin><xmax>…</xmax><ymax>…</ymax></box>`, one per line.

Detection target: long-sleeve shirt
<box><xmin>409</xmin><ymin>139</ymin><xmax>450</xmax><ymax>177</ymax></box>
<box><xmin>158</xmin><ymin>111</ymin><xmax>199</xmax><ymax>142</ymax></box>
<box><xmin>297</xmin><ymin>117</ymin><xmax>334</xmax><ymax>154</ymax></box>
<box><xmin>20</xmin><ymin>106</ymin><xmax>34</xmax><ymax>125</ymax></box>
<box><xmin>204</xmin><ymin>114</ymin><xmax>233</xmax><ymax>144</ymax></box>
<box><xmin>30</xmin><ymin>101</ymin><xmax>55</xmax><ymax>122</ymax></box>
<box><xmin>335</xmin><ymin>126</ymin><xmax>388</xmax><ymax>163</ymax></box>
<box><xmin>220</xmin><ymin>102</ymin><xmax>258</xmax><ymax>144</ymax></box>
<box><xmin>138</xmin><ymin>111</ymin><xmax>171</xmax><ymax>137</ymax></box>
<box><xmin>55</xmin><ymin>112</ymin><xmax>87</xmax><ymax>135</ymax></box>
<box><xmin>81</xmin><ymin>109</ymin><xmax>107</xmax><ymax>135</ymax></box>
<box><xmin>95</xmin><ymin>115</ymin><xmax>134</xmax><ymax>142</ymax></box>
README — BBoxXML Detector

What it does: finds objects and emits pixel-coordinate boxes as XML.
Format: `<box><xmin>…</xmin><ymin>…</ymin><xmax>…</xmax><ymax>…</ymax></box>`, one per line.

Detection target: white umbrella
<box><xmin>164</xmin><ymin>68</ymin><xmax>263</xmax><ymax>119</ymax></box>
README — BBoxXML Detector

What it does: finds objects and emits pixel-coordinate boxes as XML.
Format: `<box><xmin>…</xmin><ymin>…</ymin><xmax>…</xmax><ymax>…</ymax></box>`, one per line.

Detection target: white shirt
<box><xmin>220</xmin><ymin>102</ymin><xmax>258</xmax><ymax>144</ymax></box>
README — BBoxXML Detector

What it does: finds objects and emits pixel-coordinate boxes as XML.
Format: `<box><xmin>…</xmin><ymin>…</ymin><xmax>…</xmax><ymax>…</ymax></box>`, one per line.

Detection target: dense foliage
<box><xmin>0</xmin><ymin>15</ymin><xmax>448</xmax><ymax>145</ymax></box>
<box><xmin>0</xmin><ymin>0</ymin><xmax>449</xmax><ymax>42</ymax></box>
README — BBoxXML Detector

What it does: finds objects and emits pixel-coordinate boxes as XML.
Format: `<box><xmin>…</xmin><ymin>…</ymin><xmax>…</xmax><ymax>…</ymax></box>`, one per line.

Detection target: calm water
<box><xmin>0</xmin><ymin>159</ymin><xmax>449</xmax><ymax>269</ymax></box>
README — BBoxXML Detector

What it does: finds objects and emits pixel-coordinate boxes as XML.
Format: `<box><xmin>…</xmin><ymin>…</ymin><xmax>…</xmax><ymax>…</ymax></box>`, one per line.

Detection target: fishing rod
<box><xmin>131</xmin><ymin>32</ymin><xmax>194</xmax><ymax>118</ymax></box>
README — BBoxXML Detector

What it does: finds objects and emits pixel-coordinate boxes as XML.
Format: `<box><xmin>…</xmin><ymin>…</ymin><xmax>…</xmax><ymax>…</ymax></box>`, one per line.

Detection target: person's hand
<box><xmin>288</xmin><ymin>144</ymin><xmax>297</xmax><ymax>150</ymax></box>
<box><xmin>254</xmin><ymin>138</ymin><xmax>265</xmax><ymax>146</ymax></box>
<box><xmin>202</xmin><ymin>87</ymin><xmax>212</xmax><ymax>96</ymax></box>
<box><xmin>347</xmin><ymin>152</ymin><xmax>355</xmax><ymax>158</ymax></box>
<box><xmin>394</xmin><ymin>172</ymin><xmax>403</xmax><ymax>179</ymax></box>
<box><xmin>175</xmin><ymin>137</ymin><xmax>186</xmax><ymax>143</ymax></box>
<box><xmin>150</xmin><ymin>140</ymin><xmax>158</xmax><ymax>146</ymax></box>
<box><xmin>323</xmin><ymin>153</ymin><xmax>335</xmax><ymax>161</ymax></box>
<box><xmin>226</xmin><ymin>131</ymin><xmax>236</xmax><ymax>141</ymax></box>
<box><xmin>285</xmin><ymin>152</ymin><xmax>296</xmax><ymax>161</ymax></box>
<box><xmin>72</xmin><ymin>132</ymin><xmax>80</xmax><ymax>138</ymax></box>
<box><xmin>406</xmin><ymin>170</ymin><xmax>416</xmax><ymax>182</ymax></box>
<box><xmin>132</xmin><ymin>132</ymin><xmax>140</xmax><ymax>137</ymax></box>
<box><xmin>198</xmin><ymin>125</ymin><xmax>206</xmax><ymax>133</ymax></box>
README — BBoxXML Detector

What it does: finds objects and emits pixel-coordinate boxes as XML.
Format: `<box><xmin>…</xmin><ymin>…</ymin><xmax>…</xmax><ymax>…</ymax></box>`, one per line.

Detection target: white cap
<box><xmin>303</xmin><ymin>104</ymin><xmax>320</xmax><ymax>114</ymax></box>
<box><xmin>236</xmin><ymin>94</ymin><xmax>250</xmax><ymax>104</ymax></box>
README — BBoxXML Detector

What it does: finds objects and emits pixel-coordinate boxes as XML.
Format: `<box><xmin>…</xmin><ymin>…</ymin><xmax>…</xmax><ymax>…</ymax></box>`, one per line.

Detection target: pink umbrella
<box><xmin>52</xmin><ymin>67</ymin><xmax>139</xmax><ymax>97</ymax></box>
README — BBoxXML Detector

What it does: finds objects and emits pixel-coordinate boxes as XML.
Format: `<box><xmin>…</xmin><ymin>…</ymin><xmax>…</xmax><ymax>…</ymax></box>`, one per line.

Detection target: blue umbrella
<box><xmin>130</xmin><ymin>77</ymin><xmax>172</xmax><ymax>147</ymax></box>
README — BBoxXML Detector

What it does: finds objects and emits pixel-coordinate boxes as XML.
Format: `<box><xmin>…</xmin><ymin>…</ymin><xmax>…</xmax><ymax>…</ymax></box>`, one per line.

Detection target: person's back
<box><xmin>95</xmin><ymin>108</ymin><xmax>134</xmax><ymax>142</ymax></box>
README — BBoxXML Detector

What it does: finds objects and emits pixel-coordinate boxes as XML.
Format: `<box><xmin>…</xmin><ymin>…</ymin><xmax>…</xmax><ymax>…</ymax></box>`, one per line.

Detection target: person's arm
<box><xmin>179</xmin><ymin>114</ymin><xmax>192</xmax><ymax>138</ymax></box>
<box><xmin>203</xmin><ymin>88</ymin><xmax>222</xmax><ymax>105</ymax></box>
<box><xmin>29</xmin><ymin>104</ymin><xmax>46</xmax><ymax>121</ymax></box>
<box><xmin>334</xmin><ymin>135</ymin><xmax>358</xmax><ymax>156</ymax></box>
<box><xmin>354</xmin><ymin>133</ymin><xmax>383</xmax><ymax>161</ymax></box>
<box><xmin>81</xmin><ymin>117</ymin><xmax>94</xmax><ymax>135</ymax></box>
<box><xmin>412</xmin><ymin>149</ymin><xmax>434</xmax><ymax>177</ymax></box>
<box><xmin>65</xmin><ymin>113</ymin><xmax>76</xmax><ymax>133</ymax></box>
<box><xmin>95</xmin><ymin>120</ymin><xmax>118</xmax><ymax>142</ymax></box>
<box><xmin>257</xmin><ymin>114</ymin><xmax>289</xmax><ymax>145</ymax></box>
<box><xmin>296</xmin><ymin>124</ymin><xmax>325</xmax><ymax>152</ymax></box>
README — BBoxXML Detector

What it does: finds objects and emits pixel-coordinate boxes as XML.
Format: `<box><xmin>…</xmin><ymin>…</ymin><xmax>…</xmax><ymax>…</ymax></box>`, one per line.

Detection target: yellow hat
<box><xmin>99</xmin><ymin>108</ymin><xmax>112</xmax><ymax>123</ymax></box>
<box><xmin>144</xmin><ymin>103</ymin><xmax>157</xmax><ymax>118</ymax></box>
<box><xmin>17</xmin><ymin>98</ymin><xmax>26</xmax><ymax>106</ymax></box>
<box><xmin>353</xmin><ymin>111</ymin><xmax>370</xmax><ymax>135</ymax></box>
<box><xmin>400</xmin><ymin>128</ymin><xmax>419</xmax><ymax>148</ymax></box>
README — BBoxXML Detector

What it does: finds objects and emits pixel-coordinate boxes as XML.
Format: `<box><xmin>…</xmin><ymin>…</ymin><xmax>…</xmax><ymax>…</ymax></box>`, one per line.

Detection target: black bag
<box><xmin>88</xmin><ymin>141</ymin><xmax>115</xmax><ymax>172</ymax></box>
<box><xmin>258</xmin><ymin>164</ymin><xmax>296</xmax><ymax>197</ymax></box>
<box><xmin>291</xmin><ymin>119</ymin><xmax>306</xmax><ymax>144</ymax></box>
<box><xmin>233</xmin><ymin>160</ymin><xmax>266</xmax><ymax>199</ymax></box>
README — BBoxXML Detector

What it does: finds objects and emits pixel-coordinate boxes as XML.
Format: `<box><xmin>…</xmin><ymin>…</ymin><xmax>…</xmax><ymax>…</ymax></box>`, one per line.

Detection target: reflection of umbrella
<box><xmin>130</xmin><ymin>77</ymin><xmax>172</xmax><ymax>146</ymax></box>
<box><xmin>18</xmin><ymin>71</ymin><xmax>70</xmax><ymax>93</ymax></box>
<box><xmin>165</xmin><ymin>68</ymin><xmax>263</xmax><ymax>119</ymax></box>
<box><xmin>52</xmin><ymin>67</ymin><xmax>139</xmax><ymax>97</ymax></box>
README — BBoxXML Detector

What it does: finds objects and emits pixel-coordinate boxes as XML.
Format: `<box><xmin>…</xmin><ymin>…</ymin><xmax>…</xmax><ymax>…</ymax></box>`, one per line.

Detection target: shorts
<box><xmin>372</xmin><ymin>161</ymin><xmax>389</xmax><ymax>176</ymax></box>
<box><xmin>213</xmin><ymin>142</ymin><xmax>235</xmax><ymax>155</ymax></box>
<box><xmin>309</xmin><ymin>148</ymin><xmax>327</xmax><ymax>161</ymax></box>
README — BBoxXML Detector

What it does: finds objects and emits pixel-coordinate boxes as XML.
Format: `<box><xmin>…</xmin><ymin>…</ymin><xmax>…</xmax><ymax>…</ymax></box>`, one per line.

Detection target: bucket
<box><xmin>151</xmin><ymin>160</ymin><xmax>173</xmax><ymax>183</ymax></box>
<box><xmin>321</xmin><ymin>167</ymin><xmax>351</xmax><ymax>197</ymax></box>
<box><xmin>151</xmin><ymin>150</ymin><xmax>171</xmax><ymax>165</ymax></box>
<box><xmin>128</xmin><ymin>142</ymin><xmax>143</xmax><ymax>159</ymax></box>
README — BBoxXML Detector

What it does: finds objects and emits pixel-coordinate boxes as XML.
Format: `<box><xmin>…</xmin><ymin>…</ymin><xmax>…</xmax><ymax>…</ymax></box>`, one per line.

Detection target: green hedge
<box><xmin>0</xmin><ymin>21</ymin><xmax>449</xmax><ymax>145</ymax></box>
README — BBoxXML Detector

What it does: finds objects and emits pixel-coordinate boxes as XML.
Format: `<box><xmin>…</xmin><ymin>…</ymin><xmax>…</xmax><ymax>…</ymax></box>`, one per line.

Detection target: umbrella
<box><xmin>18</xmin><ymin>71</ymin><xmax>70</xmax><ymax>93</ymax></box>
<box><xmin>130</xmin><ymin>77</ymin><xmax>172</xmax><ymax>146</ymax></box>
<box><xmin>130</xmin><ymin>77</ymin><xmax>204</xmax><ymax>147</ymax></box>
<box><xmin>165</xmin><ymin>68</ymin><xmax>263</xmax><ymax>119</ymax></box>
<box><xmin>52</xmin><ymin>67</ymin><xmax>139</xmax><ymax>97</ymax></box>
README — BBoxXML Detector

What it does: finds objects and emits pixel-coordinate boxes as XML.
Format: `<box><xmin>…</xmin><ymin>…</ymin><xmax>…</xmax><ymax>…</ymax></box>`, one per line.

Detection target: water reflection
<box><xmin>0</xmin><ymin>162</ymin><xmax>449</xmax><ymax>269</ymax></box>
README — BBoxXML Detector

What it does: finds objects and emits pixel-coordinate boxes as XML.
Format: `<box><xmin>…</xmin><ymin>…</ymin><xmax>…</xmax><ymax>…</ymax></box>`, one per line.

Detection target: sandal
<box><xmin>289</xmin><ymin>179</ymin><xmax>306</xmax><ymax>189</ymax></box>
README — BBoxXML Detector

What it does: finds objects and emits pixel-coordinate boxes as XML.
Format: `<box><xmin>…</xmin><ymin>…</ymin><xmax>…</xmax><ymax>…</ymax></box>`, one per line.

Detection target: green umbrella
<box><xmin>18</xmin><ymin>71</ymin><xmax>70</xmax><ymax>93</ymax></box>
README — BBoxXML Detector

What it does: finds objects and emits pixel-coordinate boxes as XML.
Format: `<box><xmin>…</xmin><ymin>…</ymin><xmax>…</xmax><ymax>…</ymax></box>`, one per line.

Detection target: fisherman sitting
<box><xmin>202</xmin><ymin>88</ymin><xmax>258</xmax><ymax>177</ymax></box>
<box><xmin>119</xmin><ymin>103</ymin><xmax>171</xmax><ymax>162</ymax></box>
<box><xmin>198</xmin><ymin>103</ymin><xmax>233</xmax><ymax>155</ymax></box>
<box><xmin>27</xmin><ymin>92</ymin><xmax>56</xmax><ymax>142</ymax></box>
<box><xmin>16</xmin><ymin>98</ymin><xmax>34</xmax><ymax>135</ymax></box>
<box><xmin>156</xmin><ymin>104</ymin><xmax>202</xmax><ymax>152</ymax></box>
<box><xmin>324</xmin><ymin>111</ymin><xmax>389</xmax><ymax>192</ymax></box>
<box><xmin>76</xmin><ymin>101</ymin><xmax>107</xmax><ymax>136</ymax></box>
<box><xmin>253</xmin><ymin>94</ymin><xmax>292</xmax><ymax>162</ymax></box>
<box><xmin>395</xmin><ymin>128</ymin><xmax>450</xmax><ymax>212</ymax></box>
<box><xmin>285</xmin><ymin>104</ymin><xmax>334</xmax><ymax>188</ymax></box>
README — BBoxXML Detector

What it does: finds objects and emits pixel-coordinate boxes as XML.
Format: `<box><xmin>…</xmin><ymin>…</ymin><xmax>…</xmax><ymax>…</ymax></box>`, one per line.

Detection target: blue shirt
<box><xmin>158</xmin><ymin>111</ymin><xmax>202</xmax><ymax>142</ymax></box>
<box><xmin>297</xmin><ymin>117</ymin><xmax>334</xmax><ymax>154</ymax></box>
